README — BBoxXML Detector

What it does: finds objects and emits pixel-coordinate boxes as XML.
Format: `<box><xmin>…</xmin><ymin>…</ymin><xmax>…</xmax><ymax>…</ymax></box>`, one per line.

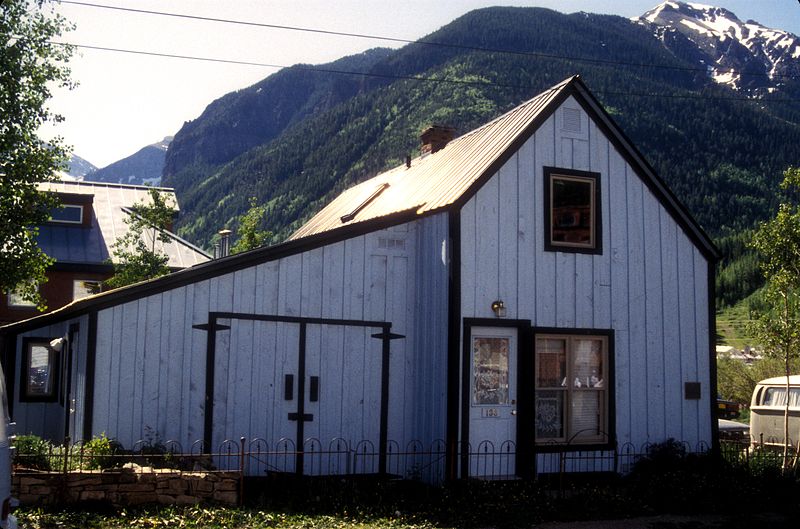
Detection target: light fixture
<box><xmin>491</xmin><ymin>300</ymin><xmax>506</xmax><ymax>318</ymax></box>
<box><xmin>49</xmin><ymin>336</ymin><xmax>66</xmax><ymax>352</ymax></box>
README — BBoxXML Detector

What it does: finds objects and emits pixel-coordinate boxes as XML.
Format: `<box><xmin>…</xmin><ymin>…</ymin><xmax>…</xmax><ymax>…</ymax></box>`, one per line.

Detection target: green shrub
<box><xmin>13</xmin><ymin>434</ymin><xmax>52</xmax><ymax>471</ymax></box>
<box><xmin>81</xmin><ymin>433</ymin><xmax>116</xmax><ymax>470</ymax></box>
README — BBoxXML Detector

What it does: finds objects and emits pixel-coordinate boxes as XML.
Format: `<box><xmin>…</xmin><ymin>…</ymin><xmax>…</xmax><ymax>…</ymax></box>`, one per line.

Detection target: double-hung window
<box><xmin>535</xmin><ymin>332</ymin><xmax>610</xmax><ymax>445</ymax></box>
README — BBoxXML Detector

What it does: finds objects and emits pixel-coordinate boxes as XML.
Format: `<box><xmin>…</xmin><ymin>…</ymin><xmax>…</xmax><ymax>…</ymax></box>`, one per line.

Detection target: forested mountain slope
<box><xmin>162</xmin><ymin>4</ymin><xmax>800</xmax><ymax>250</ymax></box>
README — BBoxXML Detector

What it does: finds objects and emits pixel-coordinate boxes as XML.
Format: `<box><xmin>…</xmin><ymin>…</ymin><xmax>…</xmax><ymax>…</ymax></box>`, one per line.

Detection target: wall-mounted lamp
<box><xmin>491</xmin><ymin>300</ymin><xmax>506</xmax><ymax>318</ymax></box>
<box><xmin>49</xmin><ymin>336</ymin><xmax>66</xmax><ymax>352</ymax></box>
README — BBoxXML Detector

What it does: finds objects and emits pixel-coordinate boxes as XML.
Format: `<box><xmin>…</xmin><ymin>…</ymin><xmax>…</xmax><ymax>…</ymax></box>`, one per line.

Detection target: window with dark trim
<box><xmin>534</xmin><ymin>331</ymin><xmax>610</xmax><ymax>445</ymax></box>
<box><xmin>21</xmin><ymin>338</ymin><xmax>59</xmax><ymax>402</ymax></box>
<box><xmin>544</xmin><ymin>167</ymin><xmax>601</xmax><ymax>254</ymax></box>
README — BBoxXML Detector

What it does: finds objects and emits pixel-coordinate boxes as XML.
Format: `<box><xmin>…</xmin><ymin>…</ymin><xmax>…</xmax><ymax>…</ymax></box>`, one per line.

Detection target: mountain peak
<box><xmin>641</xmin><ymin>2</ymin><xmax>739</xmax><ymax>26</ymax></box>
<box><xmin>636</xmin><ymin>1</ymin><xmax>800</xmax><ymax>92</ymax></box>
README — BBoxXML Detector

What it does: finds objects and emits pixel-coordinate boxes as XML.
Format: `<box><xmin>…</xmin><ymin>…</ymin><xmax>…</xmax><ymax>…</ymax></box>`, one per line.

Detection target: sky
<box><xmin>41</xmin><ymin>0</ymin><xmax>800</xmax><ymax>168</ymax></box>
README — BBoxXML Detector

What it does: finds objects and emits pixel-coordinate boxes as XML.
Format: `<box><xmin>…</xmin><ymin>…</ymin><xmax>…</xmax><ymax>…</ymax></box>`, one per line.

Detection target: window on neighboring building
<box><xmin>535</xmin><ymin>332</ymin><xmax>609</xmax><ymax>445</ymax></box>
<box><xmin>21</xmin><ymin>339</ymin><xmax>59</xmax><ymax>401</ymax></box>
<box><xmin>73</xmin><ymin>279</ymin><xmax>101</xmax><ymax>301</ymax></box>
<box><xmin>544</xmin><ymin>168</ymin><xmax>601</xmax><ymax>253</ymax></box>
<box><xmin>49</xmin><ymin>204</ymin><xmax>83</xmax><ymax>224</ymax></box>
<box><xmin>7</xmin><ymin>288</ymin><xmax>37</xmax><ymax>308</ymax></box>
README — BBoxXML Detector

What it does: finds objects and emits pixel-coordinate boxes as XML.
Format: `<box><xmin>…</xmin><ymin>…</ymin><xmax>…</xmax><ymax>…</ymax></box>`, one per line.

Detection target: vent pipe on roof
<box><xmin>218</xmin><ymin>229</ymin><xmax>232</xmax><ymax>258</ymax></box>
<box><xmin>420</xmin><ymin>125</ymin><xmax>455</xmax><ymax>156</ymax></box>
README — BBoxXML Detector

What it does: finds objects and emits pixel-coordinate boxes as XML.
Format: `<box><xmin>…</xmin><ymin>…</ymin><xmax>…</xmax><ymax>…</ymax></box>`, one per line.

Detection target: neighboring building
<box><xmin>0</xmin><ymin>77</ymin><xmax>718</xmax><ymax>481</ymax></box>
<box><xmin>0</xmin><ymin>181</ymin><xmax>210</xmax><ymax>325</ymax></box>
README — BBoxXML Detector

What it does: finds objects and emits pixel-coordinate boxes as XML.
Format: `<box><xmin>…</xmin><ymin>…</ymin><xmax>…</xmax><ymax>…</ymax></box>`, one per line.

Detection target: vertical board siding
<box><xmin>80</xmin><ymin>215</ymin><xmax>448</xmax><ymax>455</ymax></box>
<box><xmin>460</xmin><ymin>96</ymin><xmax>713</xmax><ymax>458</ymax></box>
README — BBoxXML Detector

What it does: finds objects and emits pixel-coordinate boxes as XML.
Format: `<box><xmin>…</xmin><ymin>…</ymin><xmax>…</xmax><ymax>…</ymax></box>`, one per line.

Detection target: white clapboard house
<box><xmin>0</xmin><ymin>76</ymin><xmax>718</xmax><ymax>480</ymax></box>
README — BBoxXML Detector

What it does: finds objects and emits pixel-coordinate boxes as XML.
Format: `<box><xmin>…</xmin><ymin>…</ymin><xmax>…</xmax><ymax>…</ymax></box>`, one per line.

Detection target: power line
<box><xmin>60</xmin><ymin>0</ymin><xmax>800</xmax><ymax>82</ymax></box>
<box><xmin>54</xmin><ymin>41</ymin><xmax>533</xmax><ymax>90</ymax></box>
<box><xmin>53</xmin><ymin>40</ymin><xmax>800</xmax><ymax>104</ymax></box>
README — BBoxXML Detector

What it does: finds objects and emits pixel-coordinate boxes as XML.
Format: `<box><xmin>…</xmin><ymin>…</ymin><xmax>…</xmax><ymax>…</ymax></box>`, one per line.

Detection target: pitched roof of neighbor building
<box><xmin>1</xmin><ymin>76</ymin><xmax>717</xmax><ymax>333</ymax></box>
<box><xmin>38</xmin><ymin>180</ymin><xmax>210</xmax><ymax>268</ymax></box>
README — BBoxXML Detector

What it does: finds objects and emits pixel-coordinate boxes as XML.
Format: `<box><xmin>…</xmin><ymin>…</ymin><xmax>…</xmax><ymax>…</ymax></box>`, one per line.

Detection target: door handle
<box><xmin>511</xmin><ymin>410</ymin><xmax>517</xmax><ymax>416</ymax></box>
<box><xmin>284</xmin><ymin>374</ymin><xmax>294</xmax><ymax>400</ymax></box>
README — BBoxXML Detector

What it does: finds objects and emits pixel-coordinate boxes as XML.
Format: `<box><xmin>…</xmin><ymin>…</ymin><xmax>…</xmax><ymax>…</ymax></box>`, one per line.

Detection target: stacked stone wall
<box><xmin>13</xmin><ymin>465</ymin><xmax>240</xmax><ymax>506</ymax></box>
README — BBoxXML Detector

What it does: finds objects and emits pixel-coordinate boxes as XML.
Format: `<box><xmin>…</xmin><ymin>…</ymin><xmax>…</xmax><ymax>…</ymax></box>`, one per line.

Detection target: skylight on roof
<box><xmin>341</xmin><ymin>183</ymin><xmax>390</xmax><ymax>223</ymax></box>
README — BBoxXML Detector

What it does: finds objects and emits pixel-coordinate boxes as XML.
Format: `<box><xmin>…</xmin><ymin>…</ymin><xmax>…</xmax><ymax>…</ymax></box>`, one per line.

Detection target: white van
<box><xmin>750</xmin><ymin>374</ymin><xmax>800</xmax><ymax>448</ymax></box>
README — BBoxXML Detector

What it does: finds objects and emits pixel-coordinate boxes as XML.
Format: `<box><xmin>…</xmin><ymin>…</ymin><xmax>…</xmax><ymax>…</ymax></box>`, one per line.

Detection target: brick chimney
<box><xmin>420</xmin><ymin>125</ymin><xmax>455</xmax><ymax>155</ymax></box>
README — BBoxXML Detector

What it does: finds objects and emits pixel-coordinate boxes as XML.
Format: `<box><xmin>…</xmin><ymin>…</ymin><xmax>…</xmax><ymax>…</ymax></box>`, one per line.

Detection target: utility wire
<box><xmin>52</xmin><ymin>40</ymin><xmax>800</xmax><ymax>104</ymax></box>
<box><xmin>60</xmin><ymin>0</ymin><xmax>800</xmax><ymax>82</ymax></box>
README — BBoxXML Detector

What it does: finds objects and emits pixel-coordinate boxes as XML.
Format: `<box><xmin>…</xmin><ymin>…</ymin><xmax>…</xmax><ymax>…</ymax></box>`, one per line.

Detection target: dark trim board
<box><xmin>63</xmin><ymin>323</ymin><xmax>79</xmax><ymax>440</ymax></box>
<box><xmin>82</xmin><ymin>311</ymin><xmax>98</xmax><ymax>441</ymax></box>
<box><xmin>196</xmin><ymin>311</ymin><xmax>401</xmax><ymax>475</ymax></box>
<box><xmin>2</xmin><ymin>332</ymin><xmax>17</xmax><ymax>418</ymax></box>
<box><xmin>708</xmin><ymin>260</ymin><xmax>719</xmax><ymax>453</ymax></box>
<box><xmin>445</xmin><ymin>210</ymin><xmax>460</xmax><ymax>481</ymax></box>
<box><xmin>51</xmin><ymin>263</ymin><xmax>115</xmax><ymax>274</ymax></box>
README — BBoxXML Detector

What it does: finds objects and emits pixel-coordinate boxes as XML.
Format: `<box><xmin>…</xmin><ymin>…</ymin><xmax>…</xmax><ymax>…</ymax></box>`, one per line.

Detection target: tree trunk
<box><xmin>784</xmin><ymin>294</ymin><xmax>791</xmax><ymax>471</ymax></box>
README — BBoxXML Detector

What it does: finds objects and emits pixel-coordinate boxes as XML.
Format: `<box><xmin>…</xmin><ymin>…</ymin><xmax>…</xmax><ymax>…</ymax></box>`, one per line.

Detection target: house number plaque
<box><xmin>481</xmin><ymin>408</ymin><xmax>500</xmax><ymax>418</ymax></box>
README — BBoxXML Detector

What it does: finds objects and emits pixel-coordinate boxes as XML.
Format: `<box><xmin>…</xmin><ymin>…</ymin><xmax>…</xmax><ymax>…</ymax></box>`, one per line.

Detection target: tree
<box><xmin>105</xmin><ymin>188</ymin><xmax>175</xmax><ymax>289</ymax></box>
<box><xmin>230</xmin><ymin>197</ymin><xmax>272</xmax><ymax>254</ymax></box>
<box><xmin>0</xmin><ymin>0</ymin><xmax>74</xmax><ymax>308</ymax></box>
<box><xmin>748</xmin><ymin>167</ymin><xmax>800</xmax><ymax>469</ymax></box>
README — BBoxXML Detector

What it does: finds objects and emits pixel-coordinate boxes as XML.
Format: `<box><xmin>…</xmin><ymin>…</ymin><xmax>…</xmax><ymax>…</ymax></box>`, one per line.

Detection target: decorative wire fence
<box><xmin>12</xmin><ymin>435</ymin><xmax>799</xmax><ymax>483</ymax></box>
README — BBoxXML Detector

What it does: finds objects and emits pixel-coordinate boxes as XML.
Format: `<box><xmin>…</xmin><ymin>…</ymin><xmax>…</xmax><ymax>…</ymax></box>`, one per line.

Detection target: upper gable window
<box><xmin>49</xmin><ymin>204</ymin><xmax>83</xmax><ymax>224</ymax></box>
<box><xmin>544</xmin><ymin>167</ymin><xmax>601</xmax><ymax>254</ymax></box>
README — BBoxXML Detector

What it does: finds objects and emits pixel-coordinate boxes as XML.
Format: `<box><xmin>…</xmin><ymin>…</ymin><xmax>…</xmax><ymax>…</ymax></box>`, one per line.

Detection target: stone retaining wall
<box><xmin>13</xmin><ymin>464</ymin><xmax>240</xmax><ymax>507</ymax></box>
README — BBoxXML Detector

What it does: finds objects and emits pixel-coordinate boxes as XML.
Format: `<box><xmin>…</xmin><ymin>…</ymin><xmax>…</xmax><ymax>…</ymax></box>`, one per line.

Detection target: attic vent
<box><xmin>340</xmin><ymin>183</ymin><xmax>390</xmax><ymax>223</ymax></box>
<box><xmin>562</xmin><ymin>108</ymin><xmax>582</xmax><ymax>133</ymax></box>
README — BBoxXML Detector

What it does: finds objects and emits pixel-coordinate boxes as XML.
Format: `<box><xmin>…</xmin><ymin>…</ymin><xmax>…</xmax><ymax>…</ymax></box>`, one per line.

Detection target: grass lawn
<box><xmin>716</xmin><ymin>301</ymin><xmax>756</xmax><ymax>349</ymax></box>
<box><xmin>16</xmin><ymin>506</ymin><xmax>437</xmax><ymax>529</ymax></box>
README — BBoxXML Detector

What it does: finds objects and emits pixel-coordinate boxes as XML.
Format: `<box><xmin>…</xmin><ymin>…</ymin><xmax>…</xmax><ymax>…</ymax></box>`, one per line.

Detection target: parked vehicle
<box><xmin>717</xmin><ymin>397</ymin><xmax>741</xmax><ymax>420</ymax></box>
<box><xmin>0</xmin><ymin>363</ymin><xmax>17</xmax><ymax>529</ymax></box>
<box><xmin>750</xmin><ymin>374</ymin><xmax>800</xmax><ymax>448</ymax></box>
<box><xmin>718</xmin><ymin>418</ymin><xmax>749</xmax><ymax>445</ymax></box>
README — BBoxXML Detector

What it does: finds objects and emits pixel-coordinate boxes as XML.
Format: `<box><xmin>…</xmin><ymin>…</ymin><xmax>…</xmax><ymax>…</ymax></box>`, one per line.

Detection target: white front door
<box><xmin>468</xmin><ymin>325</ymin><xmax>518</xmax><ymax>477</ymax></box>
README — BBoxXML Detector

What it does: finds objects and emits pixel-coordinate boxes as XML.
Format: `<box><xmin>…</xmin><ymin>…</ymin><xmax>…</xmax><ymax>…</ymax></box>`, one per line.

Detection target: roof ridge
<box><xmin>55</xmin><ymin>179</ymin><xmax>176</xmax><ymax>192</ymax></box>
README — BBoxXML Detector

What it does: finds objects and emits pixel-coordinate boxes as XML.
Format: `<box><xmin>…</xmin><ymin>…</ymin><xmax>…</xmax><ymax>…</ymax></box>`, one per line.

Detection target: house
<box><xmin>0</xmin><ymin>76</ymin><xmax>718</xmax><ymax>480</ymax></box>
<box><xmin>0</xmin><ymin>181</ymin><xmax>211</xmax><ymax>325</ymax></box>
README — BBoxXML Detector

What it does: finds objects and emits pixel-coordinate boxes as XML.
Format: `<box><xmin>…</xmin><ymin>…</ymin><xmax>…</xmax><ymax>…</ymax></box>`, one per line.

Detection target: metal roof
<box><xmin>291</xmin><ymin>78</ymin><xmax>569</xmax><ymax>240</ymax></box>
<box><xmin>38</xmin><ymin>180</ymin><xmax>210</xmax><ymax>268</ymax></box>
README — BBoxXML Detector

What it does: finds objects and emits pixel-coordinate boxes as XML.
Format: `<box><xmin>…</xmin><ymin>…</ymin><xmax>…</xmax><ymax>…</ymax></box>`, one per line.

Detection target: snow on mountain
<box><xmin>58</xmin><ymin>154</ymin><xmax>97</xmax><ymax>181</ymax></box>
<box><xmin>636</xmin><ymin>1</ymin><xmax>800</xmax><ymax>92</ymax></box>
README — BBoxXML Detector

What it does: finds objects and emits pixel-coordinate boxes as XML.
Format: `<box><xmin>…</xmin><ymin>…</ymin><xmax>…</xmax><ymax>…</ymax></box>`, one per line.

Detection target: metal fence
<box><xmin>13</xmin><ymin>435</ymin><xmax>797</xmax><ymax>484</ymax></box>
